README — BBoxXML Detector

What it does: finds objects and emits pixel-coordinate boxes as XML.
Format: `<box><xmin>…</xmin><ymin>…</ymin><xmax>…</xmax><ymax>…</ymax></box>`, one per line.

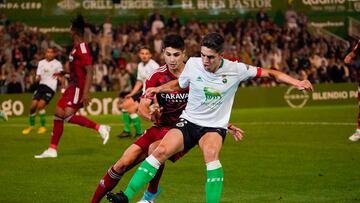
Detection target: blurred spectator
<box><xmin>151</xmin><ymin>13</ymin><xmax>165</xmax><ymax>36</ymax></box>
<box><xmin>7</xmin><ymin>73</ymin><xmax>22</xmax><ymax>93</ymax></box>
<box><xmin>89</xmin><ymin>37</ymin><xmax>100</xmax><ymax>63</ymax></box>
<box><xmin>153</xmin><ymin>33</ymin><xmax>163</xmax><ymax>54</ymax></box>
<box><xmin>0</xmin><ymin>14</ymin><xmax>10</xmax><ymax>27</ymax></box>
<box><xmin>285</xmin><ymin>4</ymin><xmax>298</xmax><ymax>29</ymax></box>
<box><xmin>101</xmin><ymin>17</ymin><xmax>113</xmax><ymax>59</ymax></box>
<box><xmin>166</xmin><ymin>13</ymin><xmax>181</xmax><ymax>29</ymax></box>
<box><xmin>256</xmin><ymin>8</ymin><xmax>269</xmax><ymax>26</ymax></box>
<box><xmin>93</xmin><ymin>57</ymin><xmax>109</xmax><ymax>91</ymax></box>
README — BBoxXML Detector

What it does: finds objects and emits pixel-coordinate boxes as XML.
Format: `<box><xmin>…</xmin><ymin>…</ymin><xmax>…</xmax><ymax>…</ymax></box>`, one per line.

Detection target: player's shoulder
<box><xmin>185</xmin><ymin>57</ymin><xmax>202</xmax><ymax>70</ymax></box>
<box><xmin>38</xmin><ymin>59</ymin><xmax>46</xmax><ymax>64</ymax></box>
<box><xmin>224</xmin><ymin>59</ymin><xmax>248</xmax><ymax>70</ymax></box>
<box><xmin>187</xmin><ymin>57</ymin><xmax>201</xmax><ymax>64</ymax></box>
<box><xmin>52</xmin><ymin>59</ymin><xmax>63</xmax><ymax>67</ymax></box>
<box><xmin>149</xmin><ymin>59</ymin><xmax>160</xmax><ymax>68</ymax></box>
<box><xmin>148</xmin><ymin>65</ymin><xmax>168</xmax><ymax>80</ymax></box>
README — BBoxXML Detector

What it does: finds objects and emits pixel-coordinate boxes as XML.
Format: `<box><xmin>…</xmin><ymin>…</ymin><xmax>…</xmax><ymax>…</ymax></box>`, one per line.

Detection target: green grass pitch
<box><xmin>0</xmin><ymin>105</ymin><xmax>359</xmax><ymax>203</ymax></box>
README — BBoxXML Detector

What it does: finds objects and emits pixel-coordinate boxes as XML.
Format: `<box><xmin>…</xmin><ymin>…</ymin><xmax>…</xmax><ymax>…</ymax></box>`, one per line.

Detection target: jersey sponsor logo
<box><xmin>204</xmin><ymin>87</ymin><xmax>222</xmax><ymax>101</ymax></box>
<box><xmin>160</xmin><ymin>93</ymin><xmax>188</xmax><ymax>103</ymax></box>
<box><xmin>201</xmin><ymin>87</ymin><xmax>223</xmax><ymax>109</ymax></box>
<box><xmin>80</xmin><ymin>43</ymin><xmax>87</xmax><ymax>54</ymax></box>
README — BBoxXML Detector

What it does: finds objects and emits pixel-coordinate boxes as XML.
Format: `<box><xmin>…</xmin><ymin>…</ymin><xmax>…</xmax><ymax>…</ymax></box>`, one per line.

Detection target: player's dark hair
<box><xmin>71</xmin><ymin>14</ymin><xmax>85</xmax><ymax>36</ymax></box>
<box><xmin>162</xmin><ymin>34</ymin><xmax>185</xmax><ymax>51</ymax></box>
<box><xmin>138</xmin><ymin>45</ymin><xmax>152</xmax><ymax>53</ymax></box>
<box><xmin>47</xmin><ymin>47</ymin><xmax>56</xmax><ymax>52</ymax></box>
<box><xmin>201</xmin><ymin>32</ymin><xmax>224</xmax><ymax>53</ymax></box>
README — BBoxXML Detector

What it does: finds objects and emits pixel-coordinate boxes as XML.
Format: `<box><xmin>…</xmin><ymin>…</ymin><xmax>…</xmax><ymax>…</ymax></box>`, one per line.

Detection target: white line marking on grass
<box><xmin>0</xmin><ymin>121</ymin><xmax>356</xmax><ymax>127</ymax></box>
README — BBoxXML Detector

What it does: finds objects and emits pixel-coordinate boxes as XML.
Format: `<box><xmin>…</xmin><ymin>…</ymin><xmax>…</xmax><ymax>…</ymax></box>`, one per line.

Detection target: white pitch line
<box><xmin>0</xmin><ymin>121</ymin><xmax>356</xmax><ymax>127</ymax></box>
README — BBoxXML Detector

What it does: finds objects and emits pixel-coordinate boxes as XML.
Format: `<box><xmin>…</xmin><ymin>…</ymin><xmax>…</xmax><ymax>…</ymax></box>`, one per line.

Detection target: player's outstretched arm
<box><xmin>126</xmin><ymin>80</ymin><xmax>143</xmax><ymax>98</ymax></box>
<box><xmin>261</xmin><ymin>69</ymin><xmax>313</xmax><ymax>91</ymax></box>
<box><xmin>145</xmin><ymin>79</ymin><xmax>180</xmax><ymax>98</ymax></box>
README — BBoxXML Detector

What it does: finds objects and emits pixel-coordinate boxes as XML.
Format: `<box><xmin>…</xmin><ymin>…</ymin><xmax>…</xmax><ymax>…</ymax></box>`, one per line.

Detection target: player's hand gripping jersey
<box><xmin>144</xmin><ymin>65</ymin><xmax>188</xmax><ymax>126</ymax></box>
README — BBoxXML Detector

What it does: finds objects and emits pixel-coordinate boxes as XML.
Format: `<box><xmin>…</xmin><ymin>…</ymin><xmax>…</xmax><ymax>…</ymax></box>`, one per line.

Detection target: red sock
<box><xmin>50</xmin><ymin>116</ymin><xmax>64</xmax><ymax>149</ymax></box>
<box><xmin>147</xmin><ymin>164</ymin><xmax>165</xmax><ymax>194</ymax></box>
<box><xmin>67</xmin><ymin>115</ymin><xmax>99</xmax><ymax>131</ymax></box>
<box><xmin>90</xmin><ymin>166</ymin><xmax>122</xmax><ymax>203</ymax></box>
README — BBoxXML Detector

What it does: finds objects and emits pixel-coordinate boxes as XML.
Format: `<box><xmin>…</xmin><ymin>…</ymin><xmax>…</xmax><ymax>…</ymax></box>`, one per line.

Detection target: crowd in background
<box><xmin>0</xmin><ymin>9</ymin><xmax>359</xmax><ymax>94</ymax></box>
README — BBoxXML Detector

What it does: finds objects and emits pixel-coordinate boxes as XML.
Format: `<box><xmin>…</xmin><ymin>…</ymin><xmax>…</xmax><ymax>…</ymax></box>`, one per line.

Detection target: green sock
<box><xmin>39</xmin><ymin>110</ymin><xmax>46</xmax><ymax>127</ymax></box>
<box><xmin>130</xmin><ymin>114</ymin><xmax>142</xmax><ymax>135</ymax></box>
<box><xmin>122</xmin><ymin>111</ymin><xmax>131</xmax><ymax>132</ymax></box>
<box><xmin>205</xmin><ymin>162</ymin><xmax>224</xmax><ymax>203</ymax></box>
<box><xmin>29</xmin><ymin>113</ymin><xmax>36</xmax><ymax>126</ymax></box>
<box><xmin>124</xmin><ymin>158</ymin><xmax>159</xmax><ymax>200</ymax></box>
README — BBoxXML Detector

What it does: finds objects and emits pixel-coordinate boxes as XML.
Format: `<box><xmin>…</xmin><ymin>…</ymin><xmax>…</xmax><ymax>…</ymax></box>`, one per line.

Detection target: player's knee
<box><xmin>203</xmin><ymin>147</ymin><xmax>219</xmax><ymax>162</ymax></box>
<box><xmin>54</xmin><ymin>114</ymin><xmax>64</xmax><ymax>121</ymax></box>
<box><xmin>148</xmin><ymin>142</ymin><xmax>160</xmax><ymax>155</ymax></box>
<box><xmin>29</xmin><ymin>107</ymin><xmax>37</xmax><ymax>114</ymax></box>
<box><xmin>63</xmin><ymin>114</ymin><xmax>74</xmax><ymax>122</ymax></box>
<box><xmin>37</xmin><ymin>103</ymin><xmax>45</xmax><ymax>110</ymax></box>
<box><xmin>152</xmin><ymin>145</ymin><xmax>168</xmax><ymax>161</ymax></box>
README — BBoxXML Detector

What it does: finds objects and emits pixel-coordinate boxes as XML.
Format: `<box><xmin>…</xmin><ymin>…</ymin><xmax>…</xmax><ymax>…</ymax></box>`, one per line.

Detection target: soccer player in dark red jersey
<box><xmin>90</xmin><ymin>34</ymin><xmax>243</xmax><ymax>203</ymax></box>
<box><xmin>344</xmin><ymin>39</ymin><xmax>360</xmax><ymax>141</ymax></box>
<box><xmin>107</xmin><ymin>33</ymin><xmax>312</xmax><ymax>203</ymax></box>
<box><xmin>35</xmin><ymin>15</ymin><xmax>110</xmax><ymax>158</ymax></box>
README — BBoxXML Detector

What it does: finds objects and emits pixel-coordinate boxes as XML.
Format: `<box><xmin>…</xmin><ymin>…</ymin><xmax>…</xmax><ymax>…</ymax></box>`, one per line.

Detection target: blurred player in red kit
<box><xmin>35</xmin><ymin>15</ymin><xmax>110</xmax><ymax>158</ymax></box>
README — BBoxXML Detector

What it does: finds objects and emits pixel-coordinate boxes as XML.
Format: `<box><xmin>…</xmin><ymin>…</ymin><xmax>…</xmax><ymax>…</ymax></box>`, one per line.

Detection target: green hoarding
<box><xmin>0</xmin><ymin>83</ymin><xmax>357</xmax><ymax>117</ymax></box>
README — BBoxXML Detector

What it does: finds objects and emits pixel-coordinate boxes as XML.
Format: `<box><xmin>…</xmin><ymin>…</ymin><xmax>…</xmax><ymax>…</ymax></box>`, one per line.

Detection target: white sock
<box><xmin>145</xmin><ymin>155</ymin><xmax>161</xmax><ymax>169</ymax></box>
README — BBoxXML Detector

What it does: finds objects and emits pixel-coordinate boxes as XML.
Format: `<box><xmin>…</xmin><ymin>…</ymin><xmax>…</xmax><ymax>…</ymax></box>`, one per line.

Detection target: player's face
<box><xmin>200</xmin><ymin>46</ymin><xmax>223</xmax><ymax>73</ymax></box>
<box><xmin>138</xmin><ymin>48</ymin><xmax>152</xmax><ymax>63</ymax></box>
<box><xmin>163</xmin><ymin>47</ymin><xmax>184</xmax><ymax>70</ymax></box>
<box><xmin>45</xmin><ymin>49</ymin><xmax>55</xmax><ymax>61</ymax></box>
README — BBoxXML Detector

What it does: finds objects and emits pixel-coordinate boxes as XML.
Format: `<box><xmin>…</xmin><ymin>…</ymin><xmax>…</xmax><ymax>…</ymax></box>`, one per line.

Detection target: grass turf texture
<box><xmin>0</xmin><ymin>105</ymin><xmax>359</xmax><ymax>203</ymax></box>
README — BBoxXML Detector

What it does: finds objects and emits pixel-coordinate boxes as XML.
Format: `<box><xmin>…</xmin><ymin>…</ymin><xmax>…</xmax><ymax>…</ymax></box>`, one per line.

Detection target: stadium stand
<box><xmin>0</xmin><ymin>11</ymin><xmax>357</xmax><ymax>94</ymax></box>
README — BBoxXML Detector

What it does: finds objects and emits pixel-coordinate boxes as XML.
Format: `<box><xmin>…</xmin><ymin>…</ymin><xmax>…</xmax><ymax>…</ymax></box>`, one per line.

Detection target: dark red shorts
<box><xmin>134</xmin><ymin>126</ymin><xmax>186</xmax><ymax>162</ymax></box>
<box><xmin>57</xmin><ymin>85</ymin><xmax>84</xmax><ymax>110</ymax></box>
